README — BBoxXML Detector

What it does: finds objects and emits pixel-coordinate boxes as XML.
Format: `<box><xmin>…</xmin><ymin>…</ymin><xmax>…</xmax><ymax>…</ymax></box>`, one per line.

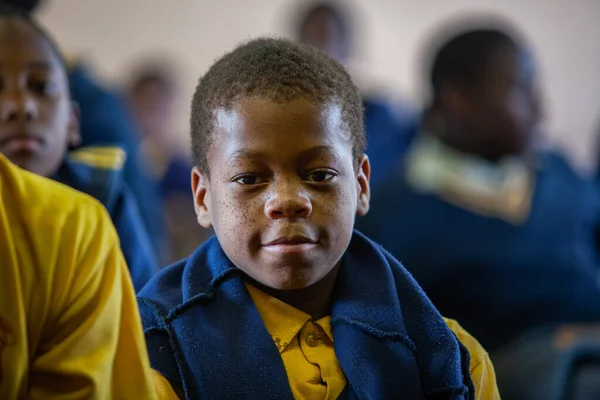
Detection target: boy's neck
<box><xmin>245</xmin><ymin>263</ymin><xmax>341</xmax><ymax>320</ymax></box>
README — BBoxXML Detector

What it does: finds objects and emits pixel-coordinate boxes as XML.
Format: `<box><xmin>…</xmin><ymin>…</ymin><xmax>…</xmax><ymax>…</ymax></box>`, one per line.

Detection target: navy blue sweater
<box><xmin>138</xmin><ymin>232</ymin><xmax>475</xmax><ymax>399</ymax></box>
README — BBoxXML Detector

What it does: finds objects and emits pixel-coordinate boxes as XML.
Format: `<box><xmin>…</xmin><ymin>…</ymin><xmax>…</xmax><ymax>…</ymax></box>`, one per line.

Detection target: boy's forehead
<box><xmin>0</xmin><ymin>20</ymin><xmax>63</xmax><ymax>70</ymax></box>
<box><xmin>224</xmin><ymin>145</ymin><xmax>343</xmax><ymax>166</ymax></box>
<box><xmin>210</xmin><ymin>97</ymin><xmax>351</xmax><ymax>162</ymax></box>
<box><xmin>214</xmin><ymin>97</ymin><xmax>346</xmax><ymax>135</ymax></box>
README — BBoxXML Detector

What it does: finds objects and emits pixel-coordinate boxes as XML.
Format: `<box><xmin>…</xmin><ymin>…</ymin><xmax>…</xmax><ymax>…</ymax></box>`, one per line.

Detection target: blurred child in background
<box><xmin>0</xmin><ymin>5</ymin><xmax>158</xmax><ymax>289</ymax></box>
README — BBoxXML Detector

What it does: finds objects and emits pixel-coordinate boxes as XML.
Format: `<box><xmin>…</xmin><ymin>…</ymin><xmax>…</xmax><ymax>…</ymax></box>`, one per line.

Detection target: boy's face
<box><xmin>0</xmin><ymin>19</ymin><xmax>78</xmax><ymax>177</ymax></box>
<box><xmin>193</xmin><ymin>97</ymin><xmax>370</xmax><ymax>290</ymax></box>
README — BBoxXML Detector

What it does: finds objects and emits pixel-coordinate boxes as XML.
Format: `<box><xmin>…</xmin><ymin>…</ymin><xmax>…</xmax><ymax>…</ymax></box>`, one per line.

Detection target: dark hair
<box><xmin>0</xmin><ymin>0</ymin><xmax>42</xmax><ymax>14</ymax></box>
<box><xmin>430</xmin><ymin>28</ymin><xmax>517</xmax><ymax>98</ymax></box>
<box><xmin>0</xmin><ymin>2</ymin><xmax>68</xmax><ymax>73</ymax></box>
<box><xmin>190</xmin><ymin>37</ymin><xmax>365</xmax><ymax>173</ymax></box>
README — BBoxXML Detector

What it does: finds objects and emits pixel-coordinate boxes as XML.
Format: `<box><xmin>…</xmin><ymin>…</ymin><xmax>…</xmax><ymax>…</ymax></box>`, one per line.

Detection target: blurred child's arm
<box><xmin>445</xmin><ymin>318</ymin><xmax>501</xmax><ymax>400</ymax></box>
<box><xmin>112</xmin><ymin>185</ymin><xmax>160</xmax><ymax>290</ymax></box>
<box><xmin>28</xmin><ymin>202</ymin><xmax>158</xmax><ymax>400</ymax></box>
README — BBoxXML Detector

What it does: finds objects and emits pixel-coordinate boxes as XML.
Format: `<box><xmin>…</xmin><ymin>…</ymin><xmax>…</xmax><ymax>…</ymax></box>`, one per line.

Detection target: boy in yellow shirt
<box><xmin>0</xmin><ymin>152</ymin><xmax>157</xmax><ymax>399</ymax></box>
<box><xmin>140</xmin><ymin>38</ymin><xmax>500</xmax><ymax>399</ymax></box>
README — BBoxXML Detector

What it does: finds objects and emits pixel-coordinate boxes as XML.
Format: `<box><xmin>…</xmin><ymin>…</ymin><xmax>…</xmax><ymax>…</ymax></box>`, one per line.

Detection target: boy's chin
<box><xmin>4</xmin><ymin>151</ymin><xmax>58</xmax><ymax>177</ymax></box>
<box><xmin>253</xmin><ymin>266</ymin><xmax>327</xmax><ymax>291</ymax></box>
<box><xmin>264</xmin><ymin>275</ymin><xmax>318</xmax><ymax>291</ymax></box>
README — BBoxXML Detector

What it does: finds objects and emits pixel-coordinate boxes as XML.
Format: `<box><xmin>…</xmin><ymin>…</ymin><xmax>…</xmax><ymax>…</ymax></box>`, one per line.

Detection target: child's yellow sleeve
<box><xmin>153</xmin><ymin>369</ymin><xmax>183</xmax><ymax>399</ymax></box>
<box><xmin>445</xmin><ymin>318</ymin><xmax>501</xmax><ymax>400</ymax></box>
<box><xmin>470</xmin><ymin>352</ymin><xmax>501</xmax><ymax>400</ymax></box>
<box><xmin>27</xmin><ymin>202</ymin><xmax>158</xmax><ymax>400</ymax></box>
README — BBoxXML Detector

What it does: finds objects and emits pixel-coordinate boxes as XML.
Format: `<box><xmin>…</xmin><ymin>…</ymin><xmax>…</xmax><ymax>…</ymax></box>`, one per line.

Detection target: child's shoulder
<box><xmin>67</xmin><ymin>146</ymin><xmax>127</xmax><ymax>171</ymax></box>
<box><xmin>444</xmin><ymin>318</ymin><xmax>500</xmax><ymax>399</ymax></box>
<box><xmin>0</xmin><ymin>154</ymin><xmax>118</xmax><ymax>286</ymax></box>
<box><xmin>444</xmin><ymin>318</ymin><xmax>487</xmax><ymax>364</ymax></box>
<box><xmin>137</xmin><ymin>237</ymin><xmax>230</xmax><ymax>320</ymax></box>
<box><xmin>59</xmin><ymin>146</ymin><xmax>128</xmax><ymax>211</ymax></box>
<box><xmin>137</xmin><ymin>259</ymin><xmax>187</xmax><ymax>313</ymax></box>
<box><xmin>1</xmin><ymin>153</ymin><xmax>108</xmax><ymax>226</ymax></box>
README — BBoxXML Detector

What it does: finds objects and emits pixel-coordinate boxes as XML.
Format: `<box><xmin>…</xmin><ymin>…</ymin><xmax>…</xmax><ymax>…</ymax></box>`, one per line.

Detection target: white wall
<box><xmin>38</xmin><ymin>0</ymin><xmax>600</xmax><ymax>170</ymax></box>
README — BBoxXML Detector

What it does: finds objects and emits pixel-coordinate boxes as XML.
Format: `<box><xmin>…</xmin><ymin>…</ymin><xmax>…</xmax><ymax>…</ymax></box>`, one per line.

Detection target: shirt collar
<box><xmin>245</xmin><ymin>283</ymin><xmax>311</xmax><ymax>353</ymax></box>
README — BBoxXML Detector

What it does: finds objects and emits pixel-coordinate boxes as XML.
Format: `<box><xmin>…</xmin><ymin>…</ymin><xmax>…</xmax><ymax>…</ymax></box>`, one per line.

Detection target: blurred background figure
<box><xmin>1</xmin><ymin>0</ymin><xmax>166</xmax><ymax>265</ymax></box>
<box><xmin>292</xmin><ymin>1</ymin><xmax>418</xmax><ymax>184</ymax></box>
<box><xmin>127</xmin><ymin>60</ymin><xmax>212</xmax><ymax>263</ymax></box>
<box><xmin>67</xmin><ymin>61</ymin><xmax>167</xmax><ymax>263</ymax></box>
<box><xmin>357</xmin><ymin>18</ymin><xmax>600</xmax><ymax>400</ymax></box>
<box><xmin>68</xmin><ymin>62</ymin><xmax>165</xmax><ymax>261</ymax></box>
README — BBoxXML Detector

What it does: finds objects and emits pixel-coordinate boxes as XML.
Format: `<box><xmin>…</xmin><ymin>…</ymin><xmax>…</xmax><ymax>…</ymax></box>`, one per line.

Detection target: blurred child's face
<box><xmin>300</xmin><ymin>10</ymin><xmax>349</xmax><ymax>65</ymax></box>
<box><xmin>193</xmin><ymin>97</ymin><xmax>370</xmax><ymax>290</ymax></box>
<box><xmin>0</xmin><ymin>19</ymin><xmax>78</xmax><ymax>177</ymax></box>
<box><xmin>130</xmin><ymin>80</ymin><xmax>174</xmax><ymax>141</ymax></box>
<box><xmin>449</xmin><ymin>46</ymin><xmax>541</xmax><ymax>159</ymax></box>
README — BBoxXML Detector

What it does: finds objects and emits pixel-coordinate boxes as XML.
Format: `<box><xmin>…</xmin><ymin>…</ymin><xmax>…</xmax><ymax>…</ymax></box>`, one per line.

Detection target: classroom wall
<box><xmin>38</xmin><ymin>0</ymin><xmax>600</xmax><ymax>170</ymax></box>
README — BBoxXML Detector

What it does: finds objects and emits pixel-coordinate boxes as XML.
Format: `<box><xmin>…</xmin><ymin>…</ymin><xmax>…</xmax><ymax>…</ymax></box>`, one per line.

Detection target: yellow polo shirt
<box><xmin>246</xmin><ymin>283</ymin><xmax>500</xmax><ymax>400</ymax></box>
<box><xmin>0</xmin><ymin>154</ymin><xmax>158</xmax><ymax>399</ymax></box>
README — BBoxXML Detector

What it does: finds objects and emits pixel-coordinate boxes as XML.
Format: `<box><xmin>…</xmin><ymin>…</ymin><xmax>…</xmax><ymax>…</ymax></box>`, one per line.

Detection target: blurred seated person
<box><xmin>0</xmin><ymin>5</ymin><xmax>158</xmax><ymax>290</ymax></box>
<box><xmin>356</xmin><ymin>22</ymin><xmax>600</xmax><ymax>400</ymax></box>
<box><xmin>4</xmin><ymin>0</ymin><xmax>166</xmax><ymax>264</ymax></box>
<box><xmin>127</xmin><ymin>63</ymin><xmax>212</xmax><ymax>263</ymax></box>
<box><xmin>294</xmin><ymin>1</ymin><xmax>417</xmax><ymax>184</ymax></box>
<box><xmin>69</xmin><ymin>63</ymin><xmax>165</xmax><ymax>260</ymax></box>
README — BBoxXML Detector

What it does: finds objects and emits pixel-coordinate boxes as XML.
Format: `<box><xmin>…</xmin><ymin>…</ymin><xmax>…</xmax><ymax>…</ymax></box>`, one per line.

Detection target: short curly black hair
<box><xmin>190</xmin><ymin>37</ymin><xmax>365</xmax><ymax>173</ymax></box>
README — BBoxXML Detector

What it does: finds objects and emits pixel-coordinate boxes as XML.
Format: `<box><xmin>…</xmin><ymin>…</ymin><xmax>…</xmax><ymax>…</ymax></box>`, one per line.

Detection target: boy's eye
<box><xmin>305</xmin><ymin>169</ymin><xmax>335</xmax><ymax>183</ymax></box>
<box><xmin>234</xmin><ymin>174</ymin><xmax>265</xmax><ymax>185</ymax></box>
<box><xmin>29</xmin><ymin>79</ymin><xmax>57</xmax><ymax>96</ymax></box>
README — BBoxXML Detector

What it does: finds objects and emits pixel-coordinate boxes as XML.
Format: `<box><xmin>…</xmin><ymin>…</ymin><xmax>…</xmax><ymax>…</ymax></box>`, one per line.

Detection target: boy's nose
<box><xmin>264</xmin><ymin>181</ymin><xmax>313</xmax><ymax>220</ymax></box>
<box><xmin>0</xmin><ymin>90</ymin><xmax>38</xmax><ymax>123</ymax></box>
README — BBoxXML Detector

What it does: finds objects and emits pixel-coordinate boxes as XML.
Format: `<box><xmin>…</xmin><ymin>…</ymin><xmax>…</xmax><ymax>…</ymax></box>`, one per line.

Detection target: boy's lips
<box><xmin>0</xmin><ymin>135</ymin><xmax>44</xmax><ymax>152</ymax></box>
<box><xmin>262</xmin><ymin>235</ymin><xmax>318</xmax><ymax>254</ymax></box>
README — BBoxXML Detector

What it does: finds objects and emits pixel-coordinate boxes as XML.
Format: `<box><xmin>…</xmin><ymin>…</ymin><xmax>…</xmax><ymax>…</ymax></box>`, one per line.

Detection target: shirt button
<box><xmin>306</xmin><ymin>333</ymin><xmax>319</xmax><ymax>348</ymax></box>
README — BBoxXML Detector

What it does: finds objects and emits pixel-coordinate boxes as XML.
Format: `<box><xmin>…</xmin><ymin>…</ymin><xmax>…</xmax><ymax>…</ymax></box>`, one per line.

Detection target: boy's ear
<box><xmin>67</xmin><ymin>101</ymin><xmax>81</xmax><ymax>148</ymax></box>
<box><xmin>191</xmin><ymin>167</ymin><xmax>213</xmax><ymax>228</ymax></box>
<box><xmin>356</xmin><ymin>154</ymin><xmax>370</xmax><ymax>216</ymax></box>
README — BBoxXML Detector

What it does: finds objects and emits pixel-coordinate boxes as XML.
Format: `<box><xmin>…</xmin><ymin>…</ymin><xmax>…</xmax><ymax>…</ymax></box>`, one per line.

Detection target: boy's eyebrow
<box><xmin>226</xmin><ymin>146</ymin><xmax>340</xmax><ymax>164</ymax></box>
<box><xmin>296</xmin><ymin>145</ymin><xmax>340</xmax><ymax>163</ymax></box>
<box><xmin>0</xmin><ymin>61</ymin><xmax>53</xmax><ymax>69</ymax></box>
<box><xmin>226</xmin><ymin>149</ymin><xmax>262</xmax><ymax>164</ymax></box>
<box><xmin>26</xmin><ymin>61</ymin><xmax>52</xmax><ymax>70</ymax></box>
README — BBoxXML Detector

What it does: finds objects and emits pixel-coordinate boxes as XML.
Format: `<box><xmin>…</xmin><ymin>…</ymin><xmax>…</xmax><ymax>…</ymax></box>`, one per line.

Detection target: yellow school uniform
<box><xmin>246</xmin><ymin>283</ymin><xmax>501</xmax><ymax>400</ymax></box>
<box><xmin>0</xmin><ymin>154</ymin><xmax>157</xmax><ymax>399</ymax></box>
